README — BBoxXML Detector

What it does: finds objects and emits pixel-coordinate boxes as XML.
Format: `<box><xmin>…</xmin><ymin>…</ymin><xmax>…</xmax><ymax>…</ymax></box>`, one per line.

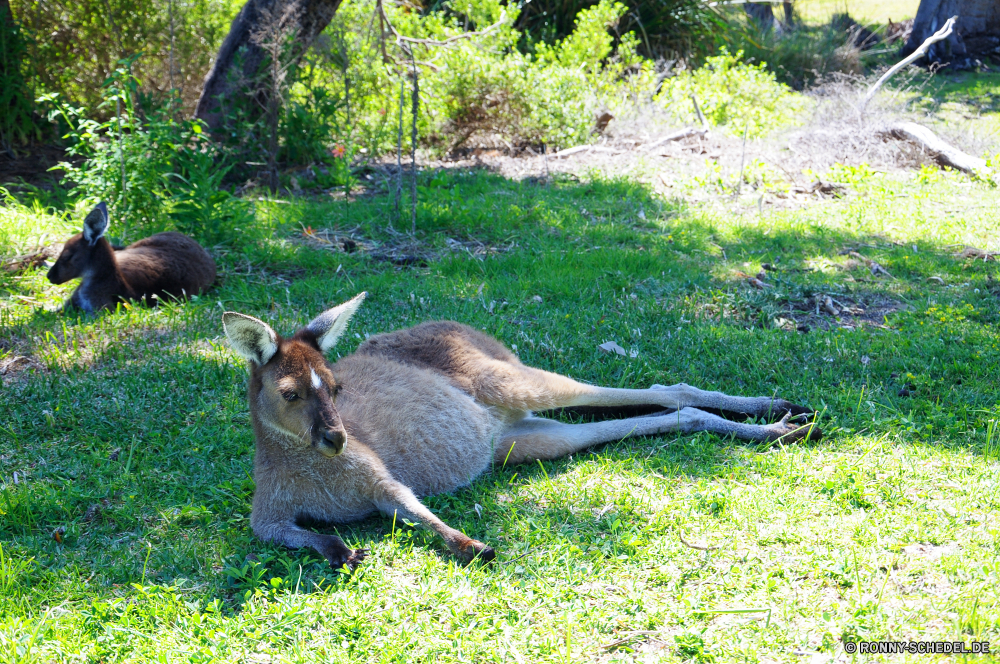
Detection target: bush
<box><xmin>0</xmin><ymin>5</ymin><xmax>44</xmax><ymax>152</ymax></box>
<box><xmin>50</xmin><ymin>62</ymin><xmax>250</xmax><ymax>245</ymax></box>
<box><xmin>11</xmin><ymin>0</ymin><xmax>239</xmax><ymax>115</ymax></box>
<box><xmin>713</xmin><ymin>10</ymin><xmax>887</xmax><ymax>90</ymax></box>
<box><xmin>290</xmin><ymin>0</ymin><xmax>652</xmax><ymax>155</ymax></box>
<box><xmin>655</xmin><ymin>49</ymin><xmax>807</xmax><ymax>138</ymax></box>
<box><xmin>514</xmin><ymin>0</ymin><xmax>722</xmax><ymax>60</ymax></box>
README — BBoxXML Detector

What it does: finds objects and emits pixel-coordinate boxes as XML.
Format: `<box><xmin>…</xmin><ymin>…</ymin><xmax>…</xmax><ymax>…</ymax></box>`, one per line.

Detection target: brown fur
<box><xmin>224</xmin><ymin>293</ymin><xmax>821</xmax><ymax>569</ymax></box>
<box><xmin>48</xmin><ymin>204</ymin><xmax>215</xmax><ymax>314</ymax></box>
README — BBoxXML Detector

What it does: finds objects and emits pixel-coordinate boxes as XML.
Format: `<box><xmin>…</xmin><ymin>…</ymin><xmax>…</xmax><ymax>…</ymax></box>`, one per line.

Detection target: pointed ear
<box><xmin>223</xmin><ymin>312</ymin><xmax>278</xmax><ymax>366</ymax></box>
<box><xmin>307</xmin><ymin>292</ymin><xmax>367</xmax><ymax>352</ymax></box>
<box><xmin>82</xmin><ymin>202</ymin><xmax>109</xmax><ymax>246</ymax></box>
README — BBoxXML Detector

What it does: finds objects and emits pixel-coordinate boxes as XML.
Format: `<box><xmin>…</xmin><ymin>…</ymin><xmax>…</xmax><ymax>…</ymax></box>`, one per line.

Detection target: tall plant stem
<box><xmin>395</xmin><ymin>77</ymin><xmax>403</xmax><ymax>225</ymax></box>
<box><xmin>409</xmin><ymin>49</ymin><xmax>418</xmax><ymax>235</ymax></box>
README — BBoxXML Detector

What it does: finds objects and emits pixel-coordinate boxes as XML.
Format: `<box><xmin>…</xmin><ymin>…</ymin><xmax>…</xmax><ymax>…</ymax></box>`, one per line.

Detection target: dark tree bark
<box><xmin>782</xmin><ymin>2</ymin><xmax>794</xmax><ymax>26</ymax></box>
<box><xmin>744</xmin><ymin>3</ymin><xmax>776</xmax><ymax>30</ymax></box>
<box><xmin>904</xmin><ymin>0</ymin><xmax>1000</xmax><ymax>66</ymax></box>
<box><xmin>195</xmin><ymin>0</ymin><xmax>344</xmax><ymax>131</ymax></box>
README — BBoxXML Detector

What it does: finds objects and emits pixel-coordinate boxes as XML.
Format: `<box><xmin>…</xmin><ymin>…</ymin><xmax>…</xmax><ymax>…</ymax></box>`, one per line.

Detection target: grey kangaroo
<box><xmin>224</xmin><ymin>293</ymin><xmax>820</xmax><ymax>568</ymax></box>
<box><xmin>48</xmin><ymin>202</ymin><xmax>216</xmax><ymax>313</ymax></box>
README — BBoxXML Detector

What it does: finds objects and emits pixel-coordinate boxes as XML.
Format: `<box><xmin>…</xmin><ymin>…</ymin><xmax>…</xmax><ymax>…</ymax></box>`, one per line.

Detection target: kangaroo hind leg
<box><xmin>470</xmin><ymin>360</ymin><xmax>813</xmax><ymax>425</ymax></box>
<box><xmin>495</xmin><ymin>408</ymin><xmax>820</xmax><ymax>466</ymax></box>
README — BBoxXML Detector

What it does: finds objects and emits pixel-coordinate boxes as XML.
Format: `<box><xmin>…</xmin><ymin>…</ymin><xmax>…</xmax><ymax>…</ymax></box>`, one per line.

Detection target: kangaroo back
<box><xmin>116</xmin><ymin>232</ymin><xmax>216</xmax><ymax>302</ymax></box>
<box><xmin>47</xmin><ymin>203</ymin><xmax>216</xmax><ymax>313</ymax></box>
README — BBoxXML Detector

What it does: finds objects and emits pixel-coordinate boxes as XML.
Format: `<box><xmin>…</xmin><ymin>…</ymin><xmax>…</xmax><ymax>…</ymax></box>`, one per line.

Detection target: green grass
<box><xmin>795</xmin><ymin>0</ymin><xmax>919</xmax><ymax>25</ymax></box>
<box><xmin>1</xmin><ymin>161</ymin><xmax>999</xmax><ymax>663</ymax></box>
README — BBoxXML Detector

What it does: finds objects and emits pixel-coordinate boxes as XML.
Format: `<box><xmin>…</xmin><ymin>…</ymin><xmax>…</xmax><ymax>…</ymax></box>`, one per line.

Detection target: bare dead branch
<box><xmin>860</xmin><ymin>16</ymin><xmax>956</xmax><ymax>114</ymax></box>
<box><xmin>642</xmin><ymin>127</ymin><xmax>708</xmax><ymax>151</ymax></box>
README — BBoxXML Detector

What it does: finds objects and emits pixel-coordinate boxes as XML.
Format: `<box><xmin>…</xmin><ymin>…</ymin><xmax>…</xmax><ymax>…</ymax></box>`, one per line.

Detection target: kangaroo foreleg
<box><xmin>372</xmin><ymin>478</ymin><xmax>495</xmax><ymax>564</ymax></box>
<box><xmin>253</xmin><ymin>519</ymin><xmax>367</xmax><ymax>570</ymax></box>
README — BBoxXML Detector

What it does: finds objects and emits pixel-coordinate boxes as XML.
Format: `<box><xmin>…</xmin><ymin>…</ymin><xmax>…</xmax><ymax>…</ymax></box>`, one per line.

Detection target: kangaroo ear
<box><xmin>307</xmin><ymin>292</ymin><xmax>367</xmax><ymax>352</ymax></box>
<box><xmin>82</xmin><ymin>202</ymin><xmax>109</xmax><ymax>246</ymax></box>
<box><xmin>223</xmin><ymin>312</ymin><xmax>278</xmax><ymax>366</ymax></box>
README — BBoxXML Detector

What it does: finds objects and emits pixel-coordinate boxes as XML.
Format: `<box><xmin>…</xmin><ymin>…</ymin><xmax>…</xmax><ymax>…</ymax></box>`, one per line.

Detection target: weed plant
<box><xmin>48</xmin><ymin>62</ymin><xmax>251</xmax><ymax>245</ymax></box>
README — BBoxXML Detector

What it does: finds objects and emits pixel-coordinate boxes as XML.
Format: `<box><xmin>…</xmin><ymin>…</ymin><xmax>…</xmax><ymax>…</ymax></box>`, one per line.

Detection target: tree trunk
<box><xmin>745</xmin><ymin>3</ymin><xmax>777</xmax><ymax>30</ymax></box>
<box><xmin>195</xmin><ymin>0</ymin><xmax>344</xmax><ymax>131</ymax></box>
<box><xmin>904</xmin><ymin>0</ymin><xmax>1000</xmax><ymax>66</ymax></box>
<box><xmin>783</xmin><ymin>2</ymin><xmax>794</xmax><ymax>26</ymax></box>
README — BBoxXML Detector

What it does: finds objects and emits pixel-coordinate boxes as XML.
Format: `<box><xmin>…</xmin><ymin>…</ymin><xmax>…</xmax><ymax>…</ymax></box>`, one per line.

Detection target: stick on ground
<box><xmin>878</xmin><ymin>121</ymin><xmax>988</xmax><ymax>176</ymax></box>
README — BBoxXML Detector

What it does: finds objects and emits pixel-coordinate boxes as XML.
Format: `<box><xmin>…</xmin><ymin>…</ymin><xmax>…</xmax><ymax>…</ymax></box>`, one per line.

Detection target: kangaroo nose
<box><xmin>319</xmin><ymin>429</ymin><xmax>345</xmax><ymax>456</ymax></box>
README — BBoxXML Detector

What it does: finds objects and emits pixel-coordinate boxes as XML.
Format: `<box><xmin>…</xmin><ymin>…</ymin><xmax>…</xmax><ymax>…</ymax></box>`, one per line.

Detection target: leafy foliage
<box><xmin>291</xmin><ymin>0</ymin><xmax>653</xmax><ymax>154</ymax></box>
<box><xmin>513</xmin><ymin>0</ymin><xmax>722</xmax><ymax>59</ymax></box>
<box><xmin>0</xmin><ymin>4</ymin><xmax>44</xmax><ymax>152</ymax></box>
<box><xmin>10</xmin><ymin>0</ymin><xmax>239</xmax><ymax>114</ymax></box>
<box><xmin>49</xmin><ymin>62</ymin><xmax>250</xmax><ymax>244</ymax></box>
<box><xmin>714</xmin><ymin>9</ymin><xmax>887</xmax><ymax>90</ymax></box>
<box><xmin>655</xmin><ymin>49</ymin><xmax>808</xmax><ymax>138</ymax></box>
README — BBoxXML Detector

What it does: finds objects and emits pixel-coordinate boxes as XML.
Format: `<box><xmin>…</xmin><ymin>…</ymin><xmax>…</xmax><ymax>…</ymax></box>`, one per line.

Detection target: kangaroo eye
<box><xmin>283</xmin><ymin>392</ymin><xmax>299</xmax><ymax>402</ymax></box>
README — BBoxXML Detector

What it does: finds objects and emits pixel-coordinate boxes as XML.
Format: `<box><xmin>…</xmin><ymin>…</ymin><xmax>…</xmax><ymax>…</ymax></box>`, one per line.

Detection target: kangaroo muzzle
<box><xmin>317</xmin><ymin>429</ymin><xmax>345</xmax><ymax>456</ymax></box>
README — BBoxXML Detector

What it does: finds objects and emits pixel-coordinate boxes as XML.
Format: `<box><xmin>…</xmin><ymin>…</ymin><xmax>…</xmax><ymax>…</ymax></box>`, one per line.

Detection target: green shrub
<box><xmin>50</xmin><ymin>62</ymin><xmax>250</xmax><ymax>245</ymax></box>
<box><xmin>0</xmin><ymin>4</ymin><xmax>44</xmax><ymax>152</ymax></box>
<box><xmin>11</xmin><ymin>0</ymin><xmax>240</xmax><ymax>114</ymax></box>
<box><xmin>713</xmin><ymin>10</ymin><xmax>888</xmax><ymax>90</ymax></box>
<box><xmin>514</xmin><ymin>0</ymin><xmax>721</xmax><ymax>60</ymax></box>
<box><xmin>655</xmin><ymin>49</ymin><xmax>808</xmax><ymax>138</ymax></box>
<box><xmin>294</xmin><ymin>0</ymin><xmax>652</xmax><ymax>154</ymax></box>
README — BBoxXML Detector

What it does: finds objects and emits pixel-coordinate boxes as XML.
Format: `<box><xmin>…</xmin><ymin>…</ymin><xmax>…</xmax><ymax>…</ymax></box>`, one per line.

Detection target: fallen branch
<box><xmin>679</xmin><ymin>533</ymin><xmax>718</xmax><ymax>551</ymax></box>
<box><xmin>2</xmin><ymin>245</ymin><xmax>54</xmax><ymax>274</ymax></box>
<box><xmin>551</xmin><ymin>145</ymin><xmax>591</xmax><ymax>159</ymax></box>
<box><xmin>878</xmin><ymin>121</ymin><xmax>988</xmax><ymax>176</ymax></box>
<box><xmin>957</xmin><ymin>246</ymin><xmax>997</xmax><ymax>261</ymax></box>
<box><xmin>860</xmin><ymin>16</ymin><xmax>956</xmax><ymax>114</ymax></box>
<box><xmin>643</xmin><ymin>127</ymin><xmax>708</xmax><ymax>151</ymax></box>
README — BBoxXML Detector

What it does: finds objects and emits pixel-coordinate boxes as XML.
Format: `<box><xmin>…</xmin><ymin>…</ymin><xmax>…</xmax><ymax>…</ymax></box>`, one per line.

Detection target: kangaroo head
<box><xmin>224</xmin><ymin>292</ymin><xmax>367</xmax><ymax>457</ymax></box>
<box><xmin>48</xmin><ymin>202</ymin><xmax>110</xmax><ymax>284</ymax></box>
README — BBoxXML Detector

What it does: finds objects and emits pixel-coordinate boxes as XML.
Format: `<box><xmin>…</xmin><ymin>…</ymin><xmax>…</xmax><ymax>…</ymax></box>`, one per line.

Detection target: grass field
<box><xmin>795</xmin><ymin>0</ymin><xmax>919</xmax><ymax>25</ymax></box>
<box><xmin>2</xmin><ymin>148</ymin><xmax>1000</xmax><ymax>661</ymax></box>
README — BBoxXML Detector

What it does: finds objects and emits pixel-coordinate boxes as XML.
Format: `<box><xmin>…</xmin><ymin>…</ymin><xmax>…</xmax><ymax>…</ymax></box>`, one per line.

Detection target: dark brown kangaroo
<box><xmin>47</xmin><ymin>202</ymin><xmax>216</xmax><ymax>314</ymax></box>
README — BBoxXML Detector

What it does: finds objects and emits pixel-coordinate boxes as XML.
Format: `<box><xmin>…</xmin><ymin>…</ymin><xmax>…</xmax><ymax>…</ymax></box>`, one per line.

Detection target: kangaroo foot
<box><xmin>762</xmin><ymin>413</ymin><xmax>823</xmax><ymax>443</ymax></box>
<box><xmin>649</xmin><ymin>385</ymin><xmax>814</xmax><ymax>422</ymax></box>
<box><xmin>452</xmin><ymin>537</ymin><xmax>496</xmax><ymax>565</ymax></box>
<box><xmin>318</xmin><ymin>535</ymin><xmax>368</xmax><ymax>570</ymax></box>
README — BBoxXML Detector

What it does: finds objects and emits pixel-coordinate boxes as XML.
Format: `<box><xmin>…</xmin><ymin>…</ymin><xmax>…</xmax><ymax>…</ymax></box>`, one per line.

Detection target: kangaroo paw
<box><xmin>319</xmin><ymin>536</ymin><xmax>368</xmax><ymax>571</ymax></box>
<box><xmin>763</xmin><ymin>413</ymin><xmax>823</xmax><ymax>443</ymax></box>
<box><xmin>453</xmin><ymin>538</ymin><xmax>496</xmax><ymax>565</ymax></box>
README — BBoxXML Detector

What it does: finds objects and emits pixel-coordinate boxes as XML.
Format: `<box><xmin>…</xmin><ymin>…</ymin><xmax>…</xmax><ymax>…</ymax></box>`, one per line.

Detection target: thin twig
<box><xmin>409</xmin><ymin>47</ymin><xmax>418</xmax><ymax>235</ymax></box>
<box><xmin>117</xmin><ymin>94</ymin><xmax>126</xmax><ymax>221</ymax></box>
<box><xmin>642</xmin><ymin>127</ymin><xmax>708</xmax><ymax>151</ymax></box>
<box><xmin>395</xmin><ymin>77</ymin><xmax>403</xmax><ymax>224</ymax></box>
<box><xmin>679</xmin><ymin>534</ymin><xmax>718</xmax><ymax>551</ymax></box>
<box><xmin>690</xmin><ymin>93</ymin><xmax>710</xmax><ymax>132</ymax></box>
<box><xmin>735</xmin><ymin>121</ymin><xmax>749</xmax><ymax>198</ymax></box>
<box><xmin>860</xmin><ymin>16</ymin><xmax>956</xmax><ymax>114</ymax></box>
